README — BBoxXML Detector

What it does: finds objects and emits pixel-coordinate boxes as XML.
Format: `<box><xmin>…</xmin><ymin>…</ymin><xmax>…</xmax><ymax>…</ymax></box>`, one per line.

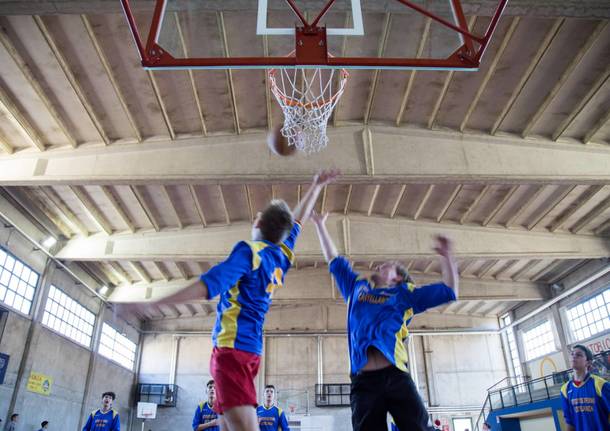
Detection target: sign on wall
<box><xmin>0</xmin><ymin>353</ymin><xmax>9</xmax><ymax>384</ymax></box>
<box><xmin>26</xmin><ymin>372</ymin><xmax>53</xmax><ymax>396</ymax></box>
<box><xmin>581</xmin><ymin>333</ymin><xmax>610</xmax><ymax>354</ymax></box>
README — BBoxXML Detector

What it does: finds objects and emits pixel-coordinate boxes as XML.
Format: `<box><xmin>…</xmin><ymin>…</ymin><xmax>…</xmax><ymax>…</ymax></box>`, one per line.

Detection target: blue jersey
<box><xmin>329</xmin><ymin>256</ymin><xmax>455</xmax><ymax>374</ymax></box>
<box><xmin>202</xmin><ymin>223</ymin><xmax>300</xmax><ymax>355</ymax></box>
<box><xmin>390</xmin><ymin>419</ymin><xmax>398</xmax><ymax>430</ymax></box>
<box><xmin>82</xmin><ymin>409</ymin><xmax>120</xmax><ymax>431</ymax></box>
<box><xmin>561</xmin><ymin>374</ymin><xmax>610</xmax><ymax>431</ymax></box>
<box><xmin>257</xmin><ymin>405</ymin><xmax>290</xmax><ymax>431</ymax></box>
<box><xmin>192</xmin><ymin>401</ymin><xmax>219</xmax><ymax>431</ymax></box>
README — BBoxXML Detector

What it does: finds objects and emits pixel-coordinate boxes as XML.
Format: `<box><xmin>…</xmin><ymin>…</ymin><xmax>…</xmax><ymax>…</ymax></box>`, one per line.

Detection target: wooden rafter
<box><xmin>152</xmin><ymin>261</ymin><xmax>170</xmax><ymax>282</ymax></box>
<box><xmin>218</xmin><ymin>12</ymin><xmax>240</xmax><ymax>134</ymax></box>
<box><xmin>129</xmin><ymin>261</ymin><xmax>151</xmax><ymax>284</ymax></box>
<box><xmin>130</xmin><ymin>186</ymin><xmax>160</xmax><ymax>232</ymax></box>
<box><xmin>522</xmin><ymin>21</ymin><xmax>608</xmax><ymax>138</ymax></box>
<box><xmin>390</xmin><ymin>185</ymin><xmax>407</xmax><ymax>219</ymax></box>
<box><xmin>0</xmin><ymin>84</ymin><xmax>45</xmax><ymax>151</ymax></box>
<box><xmin>413</xmin><ymin>184</ymin><xmax>434</xmax><ymax>220</ymax></box>
<box><xmin>549</xmin><ymin>185</ymin><xmax>604</xmax><ymax>232</ymax></box>
<box><xmin>396</xmin><ymin>18</ymin><xmax>431</xmax><ymax>126</ymax></box>
<box><xmin>482</xmin><ymin>185</ymin><xmax>519</xmax><ymax>226</ymax></box>
<box><xmin>190</xmin><ymin>185</ymin><xmax>207</xmax><ymax>227</ymax></box>
<box><xmin>460</xmin><ymin>17</ymin><xmax>521</xmax><ymax>132</ymax></box>
<box><xmin>343</xmin><ymin>184</ymin><xmax>353</xmax><ymax>215</ymax></box>
<box><xmin>584</xmin><ymin>108</ymin><xmax>610</xmax><ymax>144</ymax></box>
<box><xmin>218</xmin><ymin>185</ymin><xmax>231</xmax><ymax>225</ymax></box>
<box><xmin>571</xmin><ymin>195</ymin><xmax>610</xmax><ymax>233</ymax></box>
<box><xmin>460</xmin><ymin>185</ymin><xmax>490</xmax><ymax>225</ymax></box>
<box><xmin>100</xmin><ymin>186</ymin><xmax>135</xmax><ymax>233</ymax></box>
<box><xmin>34</xmin><ymin>16</ymin><xmax>109</xmax><ymax>145</ymax></box>
<box><xmin>39</xmin><ymin>186</ymin><xmax>89</xmax><ymax>236</ymax></box>
<box><xmin>161</xmin><ymin>185</ymin><xmax>183</xmax><ymax>229</ymax></box>
<box><xmin>0</xmin><ymin>25</ymin><xmax>76</xmax><ymax>147</ymax></box>
<box><xmin>364</xmin><ymin>13</ymin><xmax>392</xmax><ymax>124</ymax></box>
<box><xmin>367</xmin><ymin>185</ymin><xmax>380</xmax><ymax>217</ymax></box>
<box><xmin>527</xmin><ymin>186</ymin><xmax>577</xmax><ymax>230</ymax></box>
<box><xmin>491</xmin><ymin>18</ymin><xmax>564</xmax><ymax>135</ymax></box>
<box><xmin>81</xmin><ymin>14</ymin><xmax>142</xmax><ymax>142</ymax></box>
<box><xmin>146</xmin><ymin>71</ymin><xmax>175</xmax><ymax>140</ymax></box>
<box><xmin>436</xmin><ymin>185</ymin><xmax>462</xmax><ymax>223</ymax></box>
<box><xmin>69</xmin><ymin>185</ymin><xmax>112</xmax><ymax>235</ymax></box>
<box><xmin>505</xmin><ymin>186</ymin><xmax>545</xmax><ymax>227</ymax></box>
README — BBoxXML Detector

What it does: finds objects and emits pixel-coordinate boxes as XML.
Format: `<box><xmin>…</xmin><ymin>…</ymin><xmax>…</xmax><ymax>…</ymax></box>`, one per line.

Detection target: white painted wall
<box><xmin>519</xmin><ymin>415</ymin><xmax>555</xmax><ymax>431</ymax></box>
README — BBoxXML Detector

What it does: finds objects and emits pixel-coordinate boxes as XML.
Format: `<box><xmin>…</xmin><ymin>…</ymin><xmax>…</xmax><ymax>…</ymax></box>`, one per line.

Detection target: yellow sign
<box><xmin>26</xmin><ymin>372</ymin><xmax>53</xmax><ymax>396</ymax></box>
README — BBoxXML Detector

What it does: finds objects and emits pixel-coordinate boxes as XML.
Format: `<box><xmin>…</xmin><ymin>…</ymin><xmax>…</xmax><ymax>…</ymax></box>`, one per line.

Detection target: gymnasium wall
<box><xmin>0</xmin><ymin>223</ymin><xmax>139</xmax><ymax>430</ymax></box>
<box><xmin>137</xmin><ymin>331</ymin><xmax>507</xmax><ymax>431</ymax></box>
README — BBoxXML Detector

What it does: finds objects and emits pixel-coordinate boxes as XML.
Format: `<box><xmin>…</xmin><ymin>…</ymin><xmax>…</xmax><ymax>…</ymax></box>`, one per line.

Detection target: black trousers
<box><xmin>350</xmin><ymin>366</ymin><xmax>432</xmax><ymax>431</ymax></box>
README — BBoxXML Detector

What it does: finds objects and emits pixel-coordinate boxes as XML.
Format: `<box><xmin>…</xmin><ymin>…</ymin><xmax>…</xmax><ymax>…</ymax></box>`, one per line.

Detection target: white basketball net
<box><xmin>269</xmin><ymin>66</ymin><xmax>348</xmax><ymax>154</ymax></box>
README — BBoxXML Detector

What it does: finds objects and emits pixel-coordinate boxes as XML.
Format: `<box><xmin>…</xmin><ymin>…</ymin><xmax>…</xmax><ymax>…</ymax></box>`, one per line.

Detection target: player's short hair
<box><xmin>10</xmin><ymin>414</ymin><xmax>18</xmax><ymax>420</ymax></box>
<box><xmin>394</xmin><ymin>262</ymin><xmax>414</xmax><ymax>285</ymax></box>
<box><xmin>41</xmin><ymin>421</ymin><xmax>49</xmax><ymax>427</ymax></box>
<box><xmin>206</xmin><ymin>379</ymin><xmax>215</xmax><ymax>388</ymax></box>
<box><xmin>265</xmin><ymin>384</ymin><xmax>276</xmax><ymax>391</ymax></box>
<box><xmin>259</xmin><ymin>200</ymin><xmax>293</xmax><ymax>244</ymax></box>
<box><xmin>102</xmin><ymin>391</ymin><xmax>116</xmax><ymax>400</ymax></box>
<box><xmin>573</xmin><ymin>344</ymin><xmax>593</xmax><ymax>361</ymax></box>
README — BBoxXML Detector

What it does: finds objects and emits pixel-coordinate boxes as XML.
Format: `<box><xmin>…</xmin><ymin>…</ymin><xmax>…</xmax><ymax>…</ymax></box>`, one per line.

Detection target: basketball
<box><xmin>267</xmin><ymin>126</ymin><xmax>297</xmax><ymax>156</ymax></box>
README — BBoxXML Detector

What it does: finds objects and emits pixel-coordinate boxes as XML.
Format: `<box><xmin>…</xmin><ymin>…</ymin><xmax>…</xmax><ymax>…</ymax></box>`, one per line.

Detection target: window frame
<box><xmin>0</xmin><ymin>246</ymin><xmax>40</xmax><ymax>317</ymax></box>
<box><xmin>564</xmin><ymin>287</ymin><xmax>610</xmax><ymax>344</ymax></box>
<box><xmin>41</xmin><ymin>285</ymin><xmax>96</xmax><ymax>349</ymax></box>
<box><xmin>98</xmin><ymin>322</ymin><xmax>137</xmax><ymax>371</ymax></box>
<box><xmin>521</xmin><ymin>319</ymin><xmax>558</xmax><ymax>362</ymax></box>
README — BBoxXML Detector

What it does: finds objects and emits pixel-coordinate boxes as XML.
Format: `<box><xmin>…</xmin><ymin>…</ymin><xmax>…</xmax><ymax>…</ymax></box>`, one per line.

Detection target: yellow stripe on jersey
<box><xmin>593</xmin><ymin>374</ymin><xmax>608</xmax><ymax>397</ymax></box>
<box><xmin>217</xmin><ymin>284</ymin><xmax>242</xmax><ymax>348</ymax></box>
<box><xmin>280</xmin><ymin>243</ymin><xmax>295</xmax><ymax>265</ymax></box>
<box><xmin>245</xmin><ymin>241</ymin><xmax>270</xmax><ymax>270</ymax></box>
<box><xmin>561</xmin><ymin>381</ymin><xmax>569</xmax><ymax>398</ymax></box>
<box><xmin>393</xmin><ymin>307</ymin><xmax>414</xmax><ymax>372</ymax></box>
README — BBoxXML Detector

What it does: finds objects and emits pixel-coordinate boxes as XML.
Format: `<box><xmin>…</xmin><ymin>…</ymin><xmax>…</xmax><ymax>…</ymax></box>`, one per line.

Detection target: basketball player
<box><xmin>257</xmin><ymin>385</ymin><xmax>290</xmax><ymax>431</ymax></box>
<box><xmin>82</xmin><ymin>392</ymin><xmax>120</xmax><ymax>431</ymax></box>
<box><xmin>153</xmin><ymin>170</ymin><xmax>339</xmax><ymax>431</ymax></box>
<box><xmin>311</xmin><ymin>211</ymin><xmax>458</xmax><ymax>431</ymax></box>
<box><xmin>192</xmin><ymin>380</ymin><xmax>219</xmax><ymax>431</ymax></box>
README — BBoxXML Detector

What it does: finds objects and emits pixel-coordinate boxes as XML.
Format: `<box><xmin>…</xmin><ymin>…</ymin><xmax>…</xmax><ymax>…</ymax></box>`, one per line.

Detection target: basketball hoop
<box><xmin>288</xmin><ymin>403</ymin><xmax>296</xmax><ymax>414</ymax></box>
<box><xmin>269</xmin><ymin>54</ymin><xmax>348</xmax><ymax>153</ymax></box>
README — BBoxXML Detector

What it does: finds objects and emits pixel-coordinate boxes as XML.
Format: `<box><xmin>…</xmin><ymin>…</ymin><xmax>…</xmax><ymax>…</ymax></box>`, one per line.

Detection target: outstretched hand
<box><xmin>310</xmin><ymin>210</ymin><xmax>329</xmax><ymax>226</ymax></box>
<box><xmin>433</xmin><ymin>235</ymin><xmax>453</xmax><ymax>258</ymax></box>
<box><xmin>313</xmin><ymin>168</ymin><xmax>341</xmax><ymax>187</ymax></box>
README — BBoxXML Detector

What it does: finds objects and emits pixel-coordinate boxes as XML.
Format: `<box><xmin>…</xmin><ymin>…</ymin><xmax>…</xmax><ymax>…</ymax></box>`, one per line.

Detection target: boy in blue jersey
<box><xmin>192</xmin><ymin>379</ymin><xmax>219</xmax><ymax>431</ymax></box>
<box><xmin>257</xmin><ymin>385</ymin><xmax>290</xmax><ymax>431</ymax></box>
<box><xmin>82</xmin><ymin>391</ymin><xmax>120</xmax><ymax>431</ymax></box>
<box><xmin>154</xmin><ymin>170</ymin><xmax>339</xmax><ymax>431</ymax></box>
<box><xmin>561</xmin><ymin>344</ymin><xmax>610</xmax><ymax>431</ymax></box>
<box><xmin>312</xmin><ymin>212</ymin><xmax>458</xmax><ymax>431</ymax></box>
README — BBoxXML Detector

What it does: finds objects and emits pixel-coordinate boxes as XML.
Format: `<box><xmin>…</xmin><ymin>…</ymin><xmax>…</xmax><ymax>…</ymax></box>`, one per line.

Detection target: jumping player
<box><xmin>154</xmin><ymin>170</ymin><xmax>338</xmax><ymax>431</ymax></box>
<box><xmin>561</xmin><ymin>344</ymin><xmax>610</xmax><ymax>431</ymax></box>
<box><xmin>82</xmin><ymin>392</ymin><xmax>120</xmax><ymax>431</ymax></box>
<box><xmin>257</xmin><ymin>385</ymin><xmax>290</xmax><ymax>431</ymax></box>
<box><xmin>192</xmin><ymin>380</ymin><xmax>219</xmax><ymax>431</ymax></box>
<box><xmin>311</xmin><ymin>211</ymin><xmax>458</xmax><ymax>431</ymax></box>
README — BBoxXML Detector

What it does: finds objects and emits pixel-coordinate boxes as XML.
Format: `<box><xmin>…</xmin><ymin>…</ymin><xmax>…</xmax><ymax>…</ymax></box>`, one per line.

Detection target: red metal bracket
<box><xmin>120</xmin><ymin>0</ymin><xmax>509</xmax><ymax>70</ymax></box>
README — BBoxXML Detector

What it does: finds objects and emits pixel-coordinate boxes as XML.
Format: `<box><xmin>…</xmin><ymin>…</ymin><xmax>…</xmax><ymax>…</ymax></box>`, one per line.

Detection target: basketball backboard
<box><xmin>120</xmin><ymin>0</ymin><xmax>508</xmax><ymax>70</ymax></box>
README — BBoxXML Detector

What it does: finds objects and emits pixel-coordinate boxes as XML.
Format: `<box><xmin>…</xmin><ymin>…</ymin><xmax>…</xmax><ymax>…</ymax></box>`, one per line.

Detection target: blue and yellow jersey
<box><xmin>329</xmin><ymin>256</ymin><xmax>456</xmax><ymax>374</ymax></box>
<box><xmin>192</xmin><ymin>401</ymin><xmax>219</xmax><ymax>431</ymax></box>
<box><xmin>561</xmin><ymin>374</ymin><xmax>610</xmax><ymax>431</ymax></box>
<box><xmin>82</xmin><ymin>409</ymin><xmax>120</xmax><ymax>431</ymax></box>
<box><xmin>390</xmin><ymin>418</ymin><xmax>398</xmax><ymax>431</ymax></box>
<box><xmin>202</xmin><ymin>223</ymin><xmax>300</xmax><ymax>355</ymax></box>
<box><xmin>257</xmin><ymin>405</ymin><xmax>290</xmax><ymax>431</ymax></box>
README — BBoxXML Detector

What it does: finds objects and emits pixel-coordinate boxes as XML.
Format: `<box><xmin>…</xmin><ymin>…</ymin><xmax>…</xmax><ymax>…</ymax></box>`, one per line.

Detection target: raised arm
<box><xmin>291</xmin><ymin>169</ymin><xmax>340</xmax><ymax>224</ymax></box>
<box><xmin>311</xmin><ymin>212</ymin><xmax>338</xmax><ymax>263</ymax></box>
<box><xmin>434</xmin><ymin>235</ymin><xmax>459</xmax><ymax>298</ymax></box>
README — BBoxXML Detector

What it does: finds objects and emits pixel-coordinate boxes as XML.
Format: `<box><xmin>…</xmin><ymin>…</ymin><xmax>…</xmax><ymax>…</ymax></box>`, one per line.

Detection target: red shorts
<box><xmin>209</xmin><ymin>347</ymin><xmax>261</xmax><ymax>414</ymax></box>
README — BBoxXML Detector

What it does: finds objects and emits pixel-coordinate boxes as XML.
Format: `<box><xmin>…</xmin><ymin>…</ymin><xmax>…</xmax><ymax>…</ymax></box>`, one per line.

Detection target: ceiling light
<box><xmin>42</xmin><ymin>236</ymin><xmax>57</xmax><ymax>248</ymax></box>
<box><xmin>99</xmin><ymin>285</ymin><xmax>109</xmax><ymax>296</ymax></box>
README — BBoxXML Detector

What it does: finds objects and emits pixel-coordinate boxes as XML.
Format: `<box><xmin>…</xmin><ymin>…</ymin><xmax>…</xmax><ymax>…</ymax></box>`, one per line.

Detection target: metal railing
<box><xmin>473</xmin><ymin>349</ymin><xmax>610</xmax><ymax>431</ymax></box>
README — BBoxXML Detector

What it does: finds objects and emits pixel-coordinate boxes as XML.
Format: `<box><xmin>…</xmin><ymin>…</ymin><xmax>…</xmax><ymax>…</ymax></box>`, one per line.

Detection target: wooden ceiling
<box><xmin>0</xmin><ymin>1</ymin><xmax>609</xmax><ymax>324</ymax></box>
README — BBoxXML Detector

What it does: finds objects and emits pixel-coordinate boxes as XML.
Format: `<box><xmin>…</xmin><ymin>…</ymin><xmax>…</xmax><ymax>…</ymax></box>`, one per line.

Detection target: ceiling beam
<box><xmin>218</xmin><ymin>11</ymin><xmax>240</xmax><ymax>135</ymax></box>
<box><xmin>2</xmin><ymin>126</ymin><xmax>610</xmax><ymax>185</ymax></box>
<box><xmin>2</xmin><ymin>1</ymin><xmax>610</xmax><ymax>18</ymax></box>
<box><xmin>54</xmin><ymin>214</ymin><xmax>610</xmax><ymax>262</ymax></box>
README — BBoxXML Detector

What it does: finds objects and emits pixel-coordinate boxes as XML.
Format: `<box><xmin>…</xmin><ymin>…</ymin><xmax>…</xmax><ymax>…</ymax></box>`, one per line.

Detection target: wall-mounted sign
<box><xmin>582</xmin><ymin>333</ymin><xmax>610</xmax><ymax>354</ymax></box>
<box><xmin>26</xmin><ymin>372</ymin><xmax>53</xmax><ymax>396</ymax></box>
<box><xmin>0</xmin><ymin>353</ymin><xmax>9</xmax><ymax>384</ymax></box>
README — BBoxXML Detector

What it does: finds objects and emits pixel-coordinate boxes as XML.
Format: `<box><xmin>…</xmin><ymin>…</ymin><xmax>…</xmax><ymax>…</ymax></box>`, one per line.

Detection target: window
<box><xmin>566</xmin><ymin>289</ymin><xmax>610</xmax><ymax>342</ymax></box>
<box><xmin>99</xmin><ymin>323</ymin><xmax>137</xmax><ymax>370</ymax></box>
<box><xmin>522</xmin><ymin>321</ymin><xmax>556</xmax><ymax>361</ymax></box>
<box><xmin>452</xmin><ymin>417</ymin><xmax>472</xmax><ymax>431</ymax></box>
<box><xmin>500</xmin><ymin>314</ymin><xmax>523</xmax><ymax>383</ymax></box>
<box><xmin>0</xmin><ymin>247</ymin><xmax>39</xmax><ymax>315</ymax></box>
<box><xmin>42</xmin><ymin>285</ymin><xmax>95</xmax><ymax>347</ymax></box>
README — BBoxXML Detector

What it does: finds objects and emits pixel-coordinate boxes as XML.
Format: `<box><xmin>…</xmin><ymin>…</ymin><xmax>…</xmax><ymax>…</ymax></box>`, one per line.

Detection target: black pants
<box><xmin>350</xmin><ymin>366</ymin><xmax>432</xmax><ymax>431</ymax></box>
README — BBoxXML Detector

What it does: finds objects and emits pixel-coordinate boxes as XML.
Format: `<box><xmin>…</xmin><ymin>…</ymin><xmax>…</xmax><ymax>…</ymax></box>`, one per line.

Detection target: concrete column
<box><xmin>5</xmin><ymin>257</ymin><xmax>53</xmax><ymax>423</ymax></box>
<box><xmin>421</xmin><ymin>336</ymin><xmax>437</xmax><ymax>406</ymax></box>
<box><xmin>317</xmin><ymin>336</ymin><xmax>324</xmax><ymax>385</ymax></box>
<box><xmin>408</xmin><ymin>336</ymin><xmax>419</xmax><ymax>390</ymax></box>
<box><xmin>551</xmin><ymin>304</ymin><xmax>571</xmax><ymax>365</ymax></box>
<box><xmin>77</xmin><ymin>303</ymin><xmax>107</xmax><ymax>430</ymax></box>
<box><xmin>168</xmin><ymin>336</ymin><xmax>181</xmax><ymax>386</ymax></box>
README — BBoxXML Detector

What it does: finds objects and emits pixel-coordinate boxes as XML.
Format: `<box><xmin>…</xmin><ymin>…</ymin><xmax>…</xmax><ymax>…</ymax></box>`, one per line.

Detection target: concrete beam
<box><xmin>0</xmin><ymin>1</ymin><xmax>608</xmax><ymax>18</ymax></box>
<box><xmin>56</xmin><ymin>215</ymin><xmax>610</xmax><ymax>262</ymax></box>
<box><xmin>1</xmin><ymin>126</ymin><xmax>610</xmax><ymax>186</ymax></box>
<box><xmin>108</xmin><ymin>268</ymin><xmax>546</xmax><ymax>304</ymax></box>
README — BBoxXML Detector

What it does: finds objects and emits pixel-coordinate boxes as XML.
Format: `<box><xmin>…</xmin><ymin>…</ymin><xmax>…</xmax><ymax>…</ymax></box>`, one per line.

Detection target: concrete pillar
<box><xmin>168</xmin><ymin>336</ymin><xmax>181</xmax><ymax>386</ymax></box>
<box><xmin>421</xmin><ymin>336</ymin><xmax>437</xmax><ymax>406</ymax></box>
<box><xmin>77</xmin><ymin>303</ymin><xmax>107</xmax><ymax>430</ymax></box>
<box><xmin>317</xmin><ymin>336</ymin><xmax>324</xmax><ymax>385</ymax></box>
<box><xmin>551</xmin><ymin>305</ymin><xmax>571</xmax><ymax>365</ymax></box>
<box><xmin>5</xmin><ymin>257</ymin><xmax>54</xmax><ymax>423</ymax></box>
<box><xmin>408</xmin><ymin>336</ymin><xmax>419</xmax><ymax>390</ymax></box>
